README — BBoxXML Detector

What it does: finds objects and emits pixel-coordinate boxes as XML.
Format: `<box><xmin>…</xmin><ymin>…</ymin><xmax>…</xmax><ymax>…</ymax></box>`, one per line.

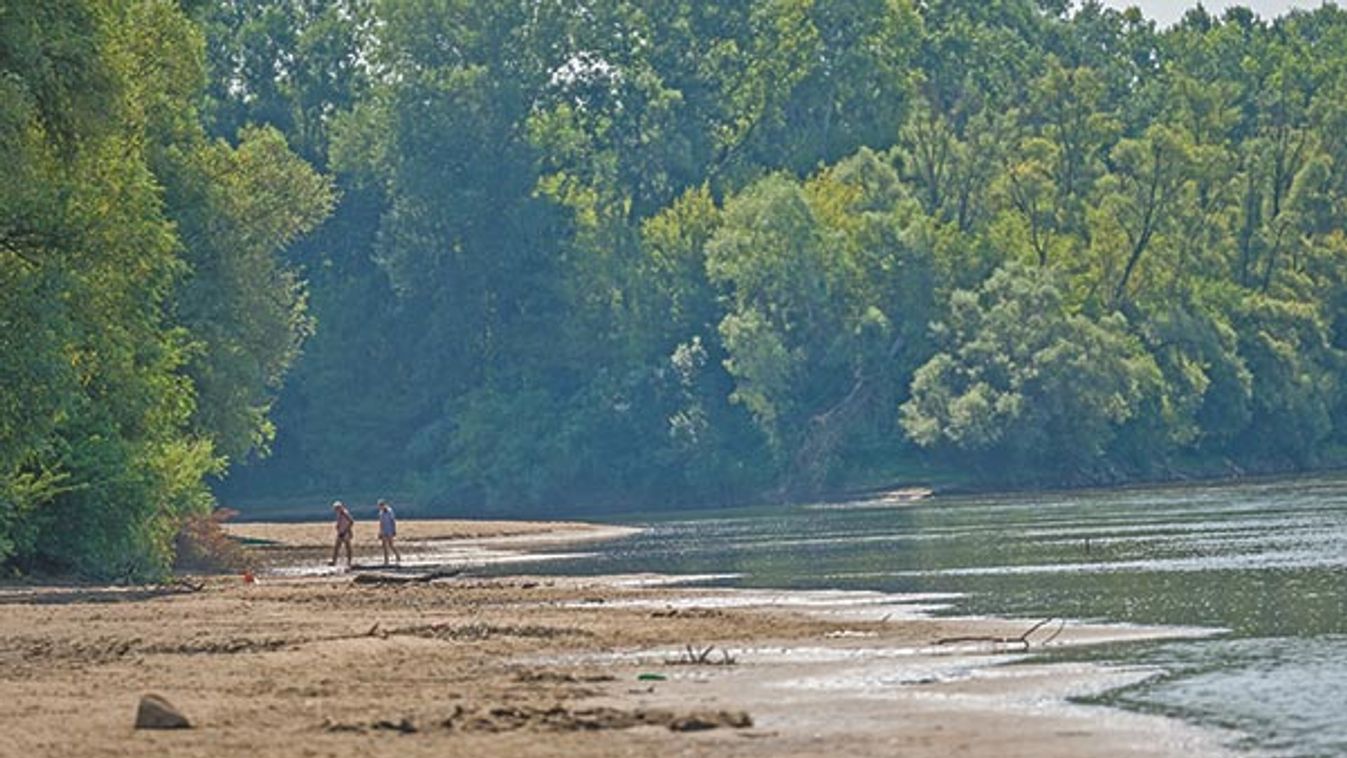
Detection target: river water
<box><xmin>514</xmin><ymin>474</ymin><xmax>1347</xmax><ymax>757</ymax></box>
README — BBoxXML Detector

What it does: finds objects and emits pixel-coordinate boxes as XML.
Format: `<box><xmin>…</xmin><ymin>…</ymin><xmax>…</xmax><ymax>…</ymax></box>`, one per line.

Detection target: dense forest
<box><xmin>8</xmin><ymin>0</ymin><xmax>1347</xmax><ymax>576</ymax></box>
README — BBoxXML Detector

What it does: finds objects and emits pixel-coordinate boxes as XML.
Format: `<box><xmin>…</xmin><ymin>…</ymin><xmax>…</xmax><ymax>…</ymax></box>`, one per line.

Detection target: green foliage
<box><xmin>1232</xmin><ymin>293</ymin><xmax>1341</xmax><ymax>462</ymax></box>
<box><xmin>705</xmin><ymin>151</ymin><xmax>937</xmax><ymax>489</ymax></box>
<box><xmin>136</xmin><ymin>0</ymin><xmax>1347</xmax><ymax>513</ymax></box>
<box><xmin>1</xmin><ymin>0</ymin><xmax>327</xmax><ymax>577</ymax></box>
<box><xmin>195</xmin><ymin>0</ymin><xmax>372</xmax><ymax>166</ymax></box>
<box><xmin>901</xmin><ymin>265</ymin><xmax>1161</xmax><ymax>476</ymax></box>
<box><xmin>164</xmin><ymin>126</ymin><xmax>334</xmax><ymax>463</ymax></box>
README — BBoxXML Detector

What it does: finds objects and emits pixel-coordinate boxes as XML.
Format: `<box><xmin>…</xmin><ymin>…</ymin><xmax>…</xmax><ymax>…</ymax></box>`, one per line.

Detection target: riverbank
<box><xmin>224</xmin><ymin>518</ymin><xmax>640</xmax><ymax>574</ymax></box>
<box><xmin>0</xmin><ymin>520</ymin><xmax>1235</xmax><ymax>757</ymax></box>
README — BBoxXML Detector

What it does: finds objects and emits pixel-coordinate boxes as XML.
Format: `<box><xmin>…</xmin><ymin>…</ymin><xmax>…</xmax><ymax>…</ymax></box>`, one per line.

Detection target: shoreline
<box><xmin>224</xmin><ymin>519</ymin><xmax>640</xmax><ymax>576</ymax></box>
<box><xmin>840</xmin><ymin>460</ymin><xmax>1347</xmax><ymax>509</ymax></box>
<box><xmin>0</xmin><ymin>519</ymin><xmax>1237</xmax><ymax>757</ymax></box>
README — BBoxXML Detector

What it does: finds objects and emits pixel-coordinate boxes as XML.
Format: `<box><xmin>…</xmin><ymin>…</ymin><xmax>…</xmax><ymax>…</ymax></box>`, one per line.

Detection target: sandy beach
<box><xmin>0</xmin><ymin>520</ymin><xmax>1235</xmax><ymax>757</ymax></box>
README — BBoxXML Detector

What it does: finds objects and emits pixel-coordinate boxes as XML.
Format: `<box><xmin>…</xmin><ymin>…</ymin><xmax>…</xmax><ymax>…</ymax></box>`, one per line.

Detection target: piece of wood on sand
<box><xmin>351</xmin><ymin>567</ymin><xmax>463</xmax><ymax>585</ymax></box>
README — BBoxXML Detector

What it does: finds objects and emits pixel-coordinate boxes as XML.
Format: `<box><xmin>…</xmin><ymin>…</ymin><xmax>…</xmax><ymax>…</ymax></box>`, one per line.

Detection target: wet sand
<box><xmin>0</xmin><ymin>520</ymin><xmax>1236</xmax><ymax>757</ymax></box>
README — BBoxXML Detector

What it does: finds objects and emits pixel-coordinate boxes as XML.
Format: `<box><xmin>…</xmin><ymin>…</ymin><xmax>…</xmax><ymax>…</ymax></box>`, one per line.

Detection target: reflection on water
<box><xmin>516</xmin><ymin>474</ymin><xmax>1347</xmax><ymax>757</ymax></box>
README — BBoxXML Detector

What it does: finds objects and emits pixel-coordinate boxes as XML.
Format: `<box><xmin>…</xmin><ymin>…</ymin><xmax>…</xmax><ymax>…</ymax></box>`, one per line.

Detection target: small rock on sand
<box><xmin>135</xmin><ymin>694</ymin><xmax>191</xmax><ymax>729</ymax></box>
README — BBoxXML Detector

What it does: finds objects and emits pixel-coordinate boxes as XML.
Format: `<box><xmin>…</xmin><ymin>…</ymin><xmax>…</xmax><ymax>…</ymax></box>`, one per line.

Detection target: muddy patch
<box><xmin>322</xmin><ymin>703</ymin><xmax>752</xmax><ymax>734</ymax></box>
<box><xmin>0</xmin><ymin>633</ymin><xmax>300</xmax><ymax>674</ymax></box>
<box><xmin>512</xmin><ymin>669</ymin><xmax>617</xmax><ymax>684</ymax></box>
<box><xmin>142</xmin><ymin>637</ymin><xmax>295</xmax><ymax>655</ymax></box>
<box><xmin>0</xmin><ymin>635</ymin><xmax>141</xmax><ymax>670</ymax></box>
<box><xmin>650</xmin><ymin>607</ymin><xmax>727</xmax><ymax>619</ymax></box>
<box><xmin>389</xmin><ymin>622</ymin><xmax>592</xmax><ymax>642</ymax></box>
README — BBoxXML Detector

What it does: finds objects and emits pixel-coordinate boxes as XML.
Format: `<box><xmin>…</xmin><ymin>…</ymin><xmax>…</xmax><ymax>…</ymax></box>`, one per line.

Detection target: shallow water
<box><xmin>515</xmin><ymin>474</ymin><xmax>1347</xmax><ymax>757</ymax></box>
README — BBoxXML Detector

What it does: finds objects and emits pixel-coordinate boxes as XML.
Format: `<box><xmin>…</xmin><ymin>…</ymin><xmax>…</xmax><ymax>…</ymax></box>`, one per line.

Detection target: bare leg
<box><xmin>330</xmin><ymin>536</ymin><xmax>341</xmax><ymax>566</ymax></box>
<box><xmin>342</xmin><ymin>535</ymin><xmax>353</xmax><ymax>567</ymax></box>
<box><xmin>381</xmin><ymin>537</ymin><xmax>390</xmax><ymax>566</ymax></box>
<box><xmin>392</xmin><ymin>538</ymin><xmax>401</xmax><ymax>565</ymax></box>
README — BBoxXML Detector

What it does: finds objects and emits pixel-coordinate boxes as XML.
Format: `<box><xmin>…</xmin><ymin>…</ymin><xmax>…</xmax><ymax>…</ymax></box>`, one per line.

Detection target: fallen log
<box><xmin>351</xmin><ymin>567</ymin><xmax>462</xmax><ymax>585</ymax></box>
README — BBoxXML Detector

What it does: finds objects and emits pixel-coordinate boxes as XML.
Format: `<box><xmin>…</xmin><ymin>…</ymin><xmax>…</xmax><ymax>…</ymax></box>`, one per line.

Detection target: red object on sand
<box><xmin>242</xmin><ymin>570</ymin><xmax>255</xmax><ymax>584</ymax></box>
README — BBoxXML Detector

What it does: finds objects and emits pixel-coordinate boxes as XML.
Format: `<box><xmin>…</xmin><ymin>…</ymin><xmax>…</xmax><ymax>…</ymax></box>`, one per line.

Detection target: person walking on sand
<box><xmin>330</xmin><ymin>500</ymin><xmax>354</xmax><ymax>567</ymax></box>
<box><xmin>377</xmin><ymin>499</ymin><xmax>401</xmax><ymax>566</ymax></box>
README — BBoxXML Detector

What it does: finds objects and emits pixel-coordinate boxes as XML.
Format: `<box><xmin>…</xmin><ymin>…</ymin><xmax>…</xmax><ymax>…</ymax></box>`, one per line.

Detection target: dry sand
<box><xmin>0</xmin><ymin>520</ymin><xmax>1237</xmax><ymax>757</ymax></box>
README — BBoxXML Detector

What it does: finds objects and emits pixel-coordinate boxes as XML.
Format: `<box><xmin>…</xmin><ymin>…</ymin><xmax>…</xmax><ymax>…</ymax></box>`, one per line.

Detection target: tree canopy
<box><xmin>10</xmin><ymin>0</ymin><xmax>1347</xmax><ymax>575</ymax></box>
<box><xmin>223</xmin><ymin>0</ymin><xmax>1347</xmax><ymax>513</ymax></box>
<box><xmin>1</xmin><ymin>0</ymin><xmax>330</xmax><ymax>577</ymax></box>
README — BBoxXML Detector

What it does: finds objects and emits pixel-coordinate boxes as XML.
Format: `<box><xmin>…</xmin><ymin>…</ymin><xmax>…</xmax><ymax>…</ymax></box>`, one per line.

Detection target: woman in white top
<box><xmin>377</xmin><ymin>499</ymin><xmax>401</xmax><ymax>566</ymax></box>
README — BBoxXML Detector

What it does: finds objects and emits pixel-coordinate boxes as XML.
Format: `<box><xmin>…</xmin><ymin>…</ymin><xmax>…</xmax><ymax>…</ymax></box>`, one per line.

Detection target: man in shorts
<box><xmin>330</xmin><ymin>500</ymin><xmax>354</xmax><ymax>567</ymax></box>
<box><xmin>377</xmin><ymin>499</ymin><xmax>401</xmax><ymax>566</ymax></box>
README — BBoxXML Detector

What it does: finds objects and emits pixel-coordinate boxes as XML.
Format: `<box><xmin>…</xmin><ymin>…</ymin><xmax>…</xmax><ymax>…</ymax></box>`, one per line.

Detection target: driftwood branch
<box><xmin>934</xmin><ymin>617</ymin><xmax>1066</xmax><ymax>651</ymax></box>
<box><xmin>665</xmin><ymin>643</ymin><xmax>737</xmax><ymax>666</ymax></box>
<box><xmin>351</xmin><ymin>568</ymin><xmax>462</xmax><ymax>585</ymax></box>
<box><xmin>143</xmin><ymin>579</ymin><xmax>205</xmax><ymax>596</ymax></box>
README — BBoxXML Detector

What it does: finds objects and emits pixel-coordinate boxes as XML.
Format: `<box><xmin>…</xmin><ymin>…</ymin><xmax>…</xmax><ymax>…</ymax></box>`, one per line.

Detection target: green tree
<box><xmin>901</xmin><ymin>264</ymin><xmax>1161</xmax><ymax>478</ymax></box>
<box><xmin>1</xmin><ymin>0</ymin><xmax>329</xmax><ymax>577</ymax></box>
<box><xmin>163</xmin><ymin>126</ymin><xmax>334</xmax><ymax>463</ymax></box>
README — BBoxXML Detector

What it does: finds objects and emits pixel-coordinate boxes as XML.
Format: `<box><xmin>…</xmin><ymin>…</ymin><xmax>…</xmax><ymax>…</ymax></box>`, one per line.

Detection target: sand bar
<box><xmin>0</xmin><ymin>519</ymin><xmax>1238</xmax><ymax>757</ymax></box>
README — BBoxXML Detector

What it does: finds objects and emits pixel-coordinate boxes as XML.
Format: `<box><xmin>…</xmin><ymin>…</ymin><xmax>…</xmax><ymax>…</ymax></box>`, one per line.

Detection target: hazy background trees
<box><xmin>202</xmin><ymin>0</ymin><xmax>1347</xmax><ymax>510</ymax></box>
<box><xmin>9</xmin><ymin>0</ymin><xmax>1347</xmax><ymax>575</ymax></box>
